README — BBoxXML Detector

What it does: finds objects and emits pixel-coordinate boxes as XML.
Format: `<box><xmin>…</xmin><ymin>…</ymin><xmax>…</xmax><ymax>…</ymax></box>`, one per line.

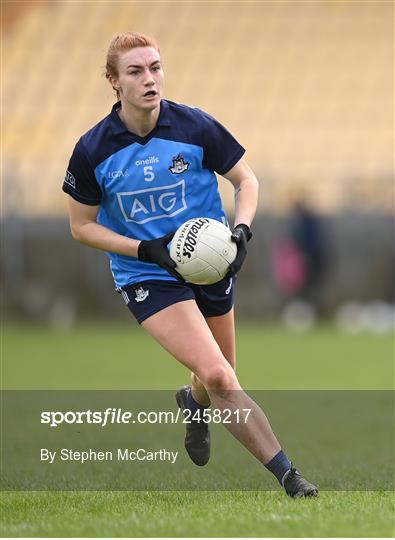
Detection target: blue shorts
<box><xmin>119</xmin><ymin>277</ymin><xmax>235</xmax><ymax>324</ymax></box>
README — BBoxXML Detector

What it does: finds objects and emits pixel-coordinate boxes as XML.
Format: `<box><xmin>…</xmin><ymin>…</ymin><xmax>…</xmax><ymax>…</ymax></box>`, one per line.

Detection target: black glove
<box><xmin>228</xmin><ymin>224</ymin><xmax>253</xmax><ymax>276</ymax></box>
<box><xmin>137</xmin><ymin>232</ymin><xmax>184</xmax><ymax>281</ymax></box>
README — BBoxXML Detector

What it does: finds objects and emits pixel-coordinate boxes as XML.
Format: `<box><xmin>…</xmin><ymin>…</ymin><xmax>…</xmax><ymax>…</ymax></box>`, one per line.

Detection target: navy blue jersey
<box><xmin>63</xmin><ymin>99</ymin><xmax>245</xmax><ymax>288</ymax></box>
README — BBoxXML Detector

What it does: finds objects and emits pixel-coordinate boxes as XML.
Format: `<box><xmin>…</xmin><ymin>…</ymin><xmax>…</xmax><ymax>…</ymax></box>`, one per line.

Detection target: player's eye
<box><xmin>128</xmin><ymin>70</ymin><xmax>140</xmax><ymax>75</ymax></box>
<box><xmin>152</xmin><ymin>65</ymin><xmax>161</xmax><ymax>71</ymax></box>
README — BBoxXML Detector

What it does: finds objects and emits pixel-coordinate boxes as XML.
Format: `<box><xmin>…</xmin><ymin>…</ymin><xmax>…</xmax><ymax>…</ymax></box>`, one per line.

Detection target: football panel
<box><xmin>183</xmin><ymin>264</ymin><xmax>222</xmax><ymax>285</ymax></box>
<box><xmin>198</xmin><ymin>232</ymin><xmax>237</xmax><ymax>265</ymax></box>
<box><xmin>195</xmin><ymin>242</ymin><xmax>232</xmax><ymax>277</ymax></box>
<box><xmin>175</xmin><ymin>257</ymin><xmax>212</xmax><ymax>278</ymax></box>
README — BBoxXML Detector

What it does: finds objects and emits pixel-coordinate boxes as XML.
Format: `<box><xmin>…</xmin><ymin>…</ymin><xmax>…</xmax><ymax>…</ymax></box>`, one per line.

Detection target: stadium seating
<box><xmin>3</xmin><ymin>1</ymin><xmax>392</xmax><ymax>216</ymax></box>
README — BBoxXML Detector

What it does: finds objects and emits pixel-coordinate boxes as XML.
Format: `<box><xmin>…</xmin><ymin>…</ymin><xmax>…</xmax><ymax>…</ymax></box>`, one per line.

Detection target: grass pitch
<box><xmin>2</xmin><ymin>491</ymin><xmax>393</xmax><ymax>537</ymax></box>
<box><xmin>1</xmin><ymin>323</ymin><xmax>394</xmax><ymax>537</ymax></box>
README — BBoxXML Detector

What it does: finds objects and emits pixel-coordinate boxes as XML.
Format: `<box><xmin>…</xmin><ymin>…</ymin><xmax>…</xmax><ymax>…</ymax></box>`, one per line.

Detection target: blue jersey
<box><xmin>63</xmin><ymin>99</ymin><xmax>245</xmax><ymax>288</ymax></box>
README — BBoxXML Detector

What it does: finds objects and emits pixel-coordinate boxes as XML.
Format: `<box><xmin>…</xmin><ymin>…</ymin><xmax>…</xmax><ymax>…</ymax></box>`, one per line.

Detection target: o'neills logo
<box><xmin>175</xmin><ymin>218</ymin><xmax>209</xmax><ymax>262</ymax></box>
<box><xmin>135</xmin><ymin>156</ymin><xmax>159</xmax><ymax>166</ymax></box>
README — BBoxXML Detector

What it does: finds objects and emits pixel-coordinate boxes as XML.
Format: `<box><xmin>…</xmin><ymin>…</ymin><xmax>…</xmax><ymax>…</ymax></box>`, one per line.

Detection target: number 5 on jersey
<box><xmin>144</xmin><ymin>166</ymin><xmax>155</xmax><ymax>182</ymax></box>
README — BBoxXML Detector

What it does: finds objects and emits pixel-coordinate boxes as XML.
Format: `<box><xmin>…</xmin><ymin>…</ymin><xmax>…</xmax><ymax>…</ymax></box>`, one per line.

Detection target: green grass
<box><xmin>1</xmin><ymin>491</ymin><xmax>394</xmax><ymax>537</ymax></box>
<box><xmin>1</xmin><ymin>323</ymin><xmax>394</xmax><ymax>537</ymax></box>
<box><xmin>2</xmin><ymin>323</ymin><xmax>393</xmax><ymax>389</ymax></box>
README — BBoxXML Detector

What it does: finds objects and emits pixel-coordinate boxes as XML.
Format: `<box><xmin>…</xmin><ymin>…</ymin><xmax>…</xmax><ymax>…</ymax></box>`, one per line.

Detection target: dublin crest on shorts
<box><xmin>134</xmin><ymin>286</ymin><xmax>149</xmax><ymax>303</ymax></box>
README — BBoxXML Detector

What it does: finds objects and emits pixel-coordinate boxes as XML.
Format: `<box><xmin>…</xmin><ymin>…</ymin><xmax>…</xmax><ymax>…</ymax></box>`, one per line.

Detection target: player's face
<box><xmin>113</xmin><ymin>47</ymin><xmax>164</xmax><ymax>111</ymax></box>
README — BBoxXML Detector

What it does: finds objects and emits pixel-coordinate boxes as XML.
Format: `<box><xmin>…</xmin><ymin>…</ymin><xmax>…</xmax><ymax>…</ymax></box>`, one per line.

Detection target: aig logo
<box><xmin>117</xmin><ymin>180</ymin><xmax>187</xmax><ymax>224</ymax></box>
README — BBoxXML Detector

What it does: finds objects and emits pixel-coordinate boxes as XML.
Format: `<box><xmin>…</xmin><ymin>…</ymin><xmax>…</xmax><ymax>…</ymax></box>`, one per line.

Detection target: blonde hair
<box><xmin>105</xmin><ymin>32</ymin><xmax>160</xmax><ymax>99</ymax></box>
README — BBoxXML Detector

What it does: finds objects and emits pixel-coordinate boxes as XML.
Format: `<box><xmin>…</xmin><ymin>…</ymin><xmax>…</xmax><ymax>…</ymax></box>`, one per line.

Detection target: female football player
<box><xmin>63</xmin><ymin>31</ymin><xmax>317</xmax><ymax>497</ymax></box>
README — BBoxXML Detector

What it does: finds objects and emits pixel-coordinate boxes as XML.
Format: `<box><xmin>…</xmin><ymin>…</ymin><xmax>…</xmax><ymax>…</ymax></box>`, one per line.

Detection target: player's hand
<box><xmin>228</xmin><ymin>224</ymin><xmax>253</xmax><ymax>276</ymax></box>
<box><xmin>137</xmin><ymin>232</ymin><xmax>185</xmax><ymax>281</ymax></box>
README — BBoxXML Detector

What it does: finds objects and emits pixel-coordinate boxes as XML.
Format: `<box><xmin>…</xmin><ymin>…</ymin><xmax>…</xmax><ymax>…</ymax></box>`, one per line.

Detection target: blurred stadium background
<box><xmin>2</xmin><ymin>0</ymin><xmax>394</xmax><ymax>331</ymax></box>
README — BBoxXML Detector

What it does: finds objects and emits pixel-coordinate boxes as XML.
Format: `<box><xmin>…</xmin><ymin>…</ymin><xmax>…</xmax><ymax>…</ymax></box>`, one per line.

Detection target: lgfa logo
<box><xmin>108</xmin><ymin>169</ymin><xmax>130</xmax><ymax>179</ymax></box>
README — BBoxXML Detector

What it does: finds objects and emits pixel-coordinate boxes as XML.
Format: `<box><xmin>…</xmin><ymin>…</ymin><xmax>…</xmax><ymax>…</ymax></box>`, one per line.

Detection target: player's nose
<box><xmin>143</xmin><ymin>68</ymin><xmax>155</xmax><ymax>85</ymax></box>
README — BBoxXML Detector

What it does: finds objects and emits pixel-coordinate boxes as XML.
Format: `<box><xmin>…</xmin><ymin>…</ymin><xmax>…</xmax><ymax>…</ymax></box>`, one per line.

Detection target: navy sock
<box><xmin>265</xmin><ymin>450</ymin><xmax>292</xmax><ymax>485</ymax></box>
<box><xmin>186</xmin><ymin>387</ymin><xmax>209</xmax><ymax>419</ymax></box>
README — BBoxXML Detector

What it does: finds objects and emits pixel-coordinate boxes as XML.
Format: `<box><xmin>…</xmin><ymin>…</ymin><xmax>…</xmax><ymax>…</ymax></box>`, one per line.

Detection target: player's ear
<box><xmin>107</xmin><ymin>74</ymin><xmax>120</xmax><ymax>92</ymax></box>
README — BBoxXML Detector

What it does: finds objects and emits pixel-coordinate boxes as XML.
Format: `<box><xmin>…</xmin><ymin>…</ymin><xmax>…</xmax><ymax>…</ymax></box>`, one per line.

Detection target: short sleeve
<box><xmin>199</xmin><ymin>110</ymin><xmax>245</xmax><ymax>175</ymax></box>
<box><xmin>62</xmin><ymin>138</ymin><xmax>102</xmax><ymax>205</ymax></box>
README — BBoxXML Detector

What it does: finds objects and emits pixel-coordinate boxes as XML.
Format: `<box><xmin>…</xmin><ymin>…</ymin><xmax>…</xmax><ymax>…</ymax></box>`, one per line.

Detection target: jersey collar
<box><xmin>110</xmin><ymin>100</ymin><xmax>171</xmax><ymax>135</ymax></box>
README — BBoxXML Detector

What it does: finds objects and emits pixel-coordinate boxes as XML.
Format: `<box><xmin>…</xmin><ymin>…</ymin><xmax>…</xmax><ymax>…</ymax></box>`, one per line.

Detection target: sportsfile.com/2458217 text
<box><xmin>40</xmin><ymin>407</ymin><xmax>252</xmax><ymax>428</ymax></box>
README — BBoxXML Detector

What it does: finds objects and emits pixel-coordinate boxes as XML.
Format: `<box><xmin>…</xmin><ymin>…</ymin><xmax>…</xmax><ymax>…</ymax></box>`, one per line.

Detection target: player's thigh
<box><xmin>205</xmin><ymin>307</ymin><xmax>236</xmax><ymax>369</ymax></box>
<box><xmin>141</xmin><ymin>299</ymin><xmax>236</xmax><ymax>384</ymax></box>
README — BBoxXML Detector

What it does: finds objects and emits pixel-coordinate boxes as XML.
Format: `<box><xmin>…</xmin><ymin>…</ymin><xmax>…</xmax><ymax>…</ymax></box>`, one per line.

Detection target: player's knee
<box><xmin>201</xmin><ymin>362</ymin><xmax>237</xmax><ymax>390</ymax></box>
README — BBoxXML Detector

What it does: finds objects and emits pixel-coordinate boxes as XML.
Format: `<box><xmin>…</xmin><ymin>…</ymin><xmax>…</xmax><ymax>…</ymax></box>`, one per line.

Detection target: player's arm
<box><xmin>222</xmin><ymin>157</ymin><xmax>259</xmax><ymax>275</ymax></box>
<box><xmin>222</xmin><ymin>157</ymin><xmax>259</xmax><ymax>229</ymax></box>
<box><xmin>67</xmin><ymin>197</ymin><xmax>141</xmax><ymax>257</ymax></box>
<box><xmin>67</xmin><ymin>197</ymin><xmax>181</xmax><ymax>279</ymax></box>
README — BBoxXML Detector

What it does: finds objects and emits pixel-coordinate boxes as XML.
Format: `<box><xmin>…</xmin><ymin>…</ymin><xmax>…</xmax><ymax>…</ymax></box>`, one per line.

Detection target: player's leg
<box><xmin>121</xmin><ymin>278</ymin><xmax>317</xmax><ymax>496</ymax></box>
<box><xmin>142</xmin><ymin>299</ymin><xmax>281</xmax><ymax>464</ymax></box>
<box><xmin>182</xmin><ymin>308</ymin><xmax>235</xmax><ymax>465</ymax></box>
<box><xmin>205</xmin><ymin>307</ymin><xmax>236</xmax><ymax>368</ymax></box>
<box><xmin>189</xmin><ymin>278</ymin><xmax>237</xmax><ymax>406</ymax></box>
<box><xmin>142</xmin><ymin>299</ymin><xmax>318</xmax><ymax>496</ymax></box>
<box><xmin>190</xmin><ymin>308</ymin><xmax>236</xmax><ymax>406</ymax></box>
<box><xmin>202</xmin><ymin>309</ymin><xmax>318</xmax><ymax>497</ymax></box>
